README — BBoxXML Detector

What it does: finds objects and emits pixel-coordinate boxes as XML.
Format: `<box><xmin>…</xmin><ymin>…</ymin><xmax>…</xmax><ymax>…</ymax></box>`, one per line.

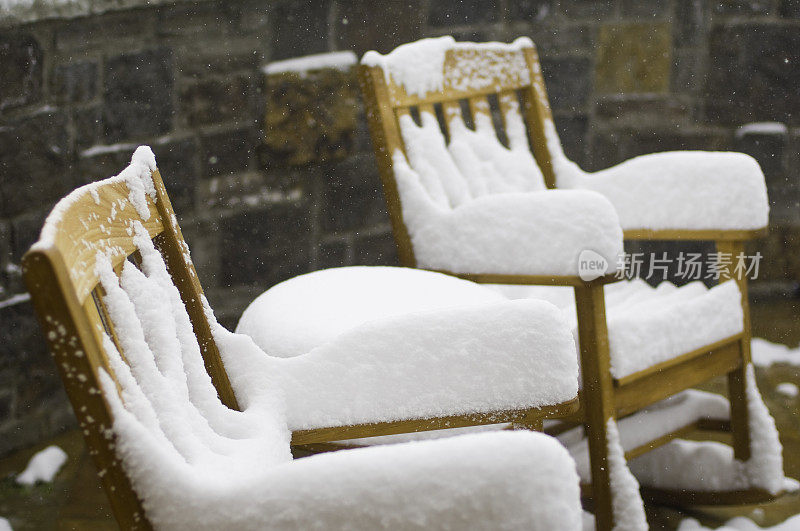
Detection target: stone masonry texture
<box><xmin>1</xmin><ymin>0</ymin><xmax>800</xmax><ymax>455</ymax></box>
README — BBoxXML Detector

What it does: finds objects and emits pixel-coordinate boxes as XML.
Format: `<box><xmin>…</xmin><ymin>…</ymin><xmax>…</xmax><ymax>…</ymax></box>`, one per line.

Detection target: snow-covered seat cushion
<box><xmin>233</xmin><ymin>266</ymin><xmax>579</xmax><ymax>431</ymax></box>
<box><xmin>552</xmin><ymin>150</ymin><xmax>770</xmax><ymax>232</ymax></box>
<box><xmin>492</xmin><ymin>278</ymin><xmax>744</xmax><ymax>380</ymax></box>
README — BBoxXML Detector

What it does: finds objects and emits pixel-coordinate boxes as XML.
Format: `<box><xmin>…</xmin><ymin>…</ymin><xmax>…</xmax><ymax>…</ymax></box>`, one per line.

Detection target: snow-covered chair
<box><xmin>21</xmin><ymin>147</ymin><xmax>584</xmax><ymax>529</ymax></box>
<box><xmin>359</xmin><ymin>37</ymin><xmax>787</xmax><ymax>530</ymax></box>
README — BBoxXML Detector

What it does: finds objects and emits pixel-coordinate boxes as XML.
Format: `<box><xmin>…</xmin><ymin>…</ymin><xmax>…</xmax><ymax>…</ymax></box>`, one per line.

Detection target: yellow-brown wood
<box><xmin>717</xmin><ymin>240</ymin><xmax>753</xmax><ymax>462</ymax></box>
<box><xmin>358</xmin><ymin>64</ymin><xmax>416</xmax><ymax>267</ymax></box>
<box><xmin>624</xmin><ymin>228</ymin><xmax>767</xmax><ymax>241</ymax></box>
<box><xmin>520</xmin><ymin>45</ymin><xmax>557</xmax><ymax>189</ymax></box>
<box><xmin>574</xmin><ymin>284</ymin><xmax>615</xmax><ymax>531</ymax></box>
<box><xmin>614</xmin><ymin>340</ymin><xmax>742</xmax><ymax>418</ymax></box>
<box><xmin>292</xmin><ymin>399</ymin><xmax>577</xmax><ymax>446</ymax></box>
<box><xmin>612</xmin><ymin>333</ymin><xmax>744</xmax><ymax>388</ymax></box>
<box><xmin>434</xmin><ymin>270</ymin><xmax>621</xmax><ymax>287</ymax></box>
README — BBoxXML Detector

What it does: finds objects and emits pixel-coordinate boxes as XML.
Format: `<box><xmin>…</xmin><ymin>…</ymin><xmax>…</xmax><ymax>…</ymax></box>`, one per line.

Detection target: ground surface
<box><xmin>0</xmin><ymin>298</ymin><xmax>798</xmax><ymax>530</ymax></box>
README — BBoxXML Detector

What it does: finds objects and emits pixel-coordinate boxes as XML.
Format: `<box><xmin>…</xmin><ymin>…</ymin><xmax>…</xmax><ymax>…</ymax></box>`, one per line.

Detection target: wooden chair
<box><xmin>359</xmin><ymin>38</ymin><xmax>778</xmax><ymax>530</ymax></box>
<box><xmin>22</xmin><ymin>150</ymin><xmax>579</xmax><ymax>529</ymax></box>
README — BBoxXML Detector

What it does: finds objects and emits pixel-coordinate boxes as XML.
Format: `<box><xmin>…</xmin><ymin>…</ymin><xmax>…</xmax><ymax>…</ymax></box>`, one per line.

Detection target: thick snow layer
<box><xmin>680</xmin><ymin>513</ymin><xmax>800</xmax><ymax>530</ymax></box>
<box><xmin>15</xmin><ymin>446</ymin><xmax>67</xmax><ymax>485</ymax></box>
<box><xmin>492</xmin><ymin>279</ymin><xmax>744</xmax><ymax>379</ymax></box>
<box><xmin>751</xmin><ymin>338</ymin><xmax>800</xmax><ymax>367</ymax></box>
<box><xmin>544</xmin><ymin>120</ymin><xmax>769</xmax><ymax>231</ymax></box>
<box><xmin>628</xmin><ymin>365</ymin><xmax>787</xmax><ymax>494</ymax></box>
<box><xmin>95</xmin><ymin>223</ymin><xmax>583</xmax><ymax>529</ymax></box>
<box><xmin>776</xmin><ymin>383</ymin><xmax>798</xmax><ymax>397</ymax></box>
<box><xmin>393</xmin><ymin>113</ymin><xmax>623</xmax><ymax>276</ymax></box>
<box><xmin>605</xmin><ymin>419</ymin><xmax>648</xmax><ymax>531</ymax></box>
<box><xmin>227</xmin><ymin>268</ymin><xmax>578</xmax><ymax>430</ymax></box>
<box><xmin>237</xmin><ymin>266</ymin><xmax>504</xmax><ymax>358</ymax></box>
<box><xmin>362</xmin><ymin>36</ymin><xmax>532</xmax><ymax>97</ymax></box>
<box><xmin>263</xmin><ymin>51</ymin><xmax>356</xmax><ymax>75</ymax></box>
<box><xmin>0</xmin><ymin>517</ymin><xmax>10</xmax><ymax>531</ymax></box>
<box><xmin>562</xmin><ymin>390</ymin><xmax>730</xmax><ymax>481</ymax></box>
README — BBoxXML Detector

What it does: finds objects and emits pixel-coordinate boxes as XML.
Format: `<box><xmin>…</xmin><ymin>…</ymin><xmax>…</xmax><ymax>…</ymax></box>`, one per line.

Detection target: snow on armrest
<box><xmin>405</xmin><ymin>188</ymin><xmax>624</xmax><ymax>278</ymax></box>
<box><xmin>557</xmin><ymin>151</ymin><xmax>769</xmax><ymax>232</ymax></box>
<box><xmin>223</xmin><ymin>299</ymin><xmax>578</xmax><ymax>431</ymax></box>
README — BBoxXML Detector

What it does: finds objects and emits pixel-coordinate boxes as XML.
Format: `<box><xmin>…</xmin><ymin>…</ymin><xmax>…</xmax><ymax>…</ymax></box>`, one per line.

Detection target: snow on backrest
<box><xmin>95</xmin><ymin>221</ymin><xmax>289</xmax><ymax>471</ymax></box>
<box><xmin>394</xmin><ymin>96</ymin><xmax>546</xmax><ymax>212</ymax></box>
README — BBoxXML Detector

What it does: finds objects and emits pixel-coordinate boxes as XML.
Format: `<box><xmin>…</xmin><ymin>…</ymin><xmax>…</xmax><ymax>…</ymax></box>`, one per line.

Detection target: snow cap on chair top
<box><xmin>361</xmin><ymin>36</ymin><xmax>534</xmax><ymax>97</ymax></box>
<box><xmin>33</xmin><ymin>145</ymin><xmax>158</xmax><ymax>251</ymax></box>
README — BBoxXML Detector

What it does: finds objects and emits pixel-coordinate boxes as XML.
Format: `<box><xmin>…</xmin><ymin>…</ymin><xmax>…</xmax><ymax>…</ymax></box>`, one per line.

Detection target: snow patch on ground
<box><xmin>736</xmin><ymin>122</ymin><xmax>789</xmax><ymax>138</ymax></box>
<box><xmin>679</xmin><ymin>513</ymin><xmax>800</xmax><ymax>530</ymax></box>
<box><xmin>776</xmin><ymin>383</ymin><xmax>798</xmax><ymax>398</ymax></box>
<box><xmin>0</xmin><ymin>517</ymin><xmax>11</xmax><ymax>531</ymax></box>
<box><xmin>752</xmin><ymin>338</ymin><xmax>800</xmax><ymax>367</ymax></box>
<box><xmin>15</xmin><ymin>446</ymin><xmax>67</xmax><ymax>485</ymax></box>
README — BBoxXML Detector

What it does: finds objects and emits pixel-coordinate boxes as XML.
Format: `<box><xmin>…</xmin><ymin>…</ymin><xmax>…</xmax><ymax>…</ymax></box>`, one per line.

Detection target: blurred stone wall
<box><xmin>0</xmin><ymin>0</ymin><xmax>799</xmax><ymax>454</ymax></box>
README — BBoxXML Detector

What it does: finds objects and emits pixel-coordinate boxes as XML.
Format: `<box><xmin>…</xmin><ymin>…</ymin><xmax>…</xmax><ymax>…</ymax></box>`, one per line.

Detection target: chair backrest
<box><xmin>21</xmin><ymin>149</ymin><xmax>238</xmax><ymax>529</ymax></box>
<box><xmin>358</xmin><ymin>37</ymin><xmax>558</xmax><ymax>267</ymax></box>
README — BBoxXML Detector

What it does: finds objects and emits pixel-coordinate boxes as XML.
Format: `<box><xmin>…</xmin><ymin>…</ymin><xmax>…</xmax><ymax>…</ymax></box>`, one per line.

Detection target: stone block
<box><xmin>156</xmin><ymin>1</ymin><xmax>238</xmax><ymax>37</ymax></box>
<box><xmin>781</xmin><ymin>0</ymin><xmax>800</xmax><ymax>17</ymax></box>
<box><xmin>317</xmin><ymin>238</ymin><xmax>349</xmax><ymax>269</ymax></box>
<box><xmin>263</xmin><ymin>68</ymin><xmax>360</xmax><ymax>167</ymax></box>
<box><xmin>674</xmin><ymin>0</ymin><xmax>708</xmax><ymax>47</ymax></box>
<box><xmin>321</xmin><ymin>153</ymin><xmax>386</xmax><ymax>233</ymax></box>
<box><xmin>595</xmin><ymin>23</ymin><xmax>672</xmax><ymax>94</ymax></box>
<box><xmin>712</xmin><ymin>0</ymin><xmax>772</xmax><ymax>16</ymax></box>
<box><xmin>73</xmin><ymin>106</ymin><xmax>104</xmax><ymax>150</ymax></box>
<box><xmin>179</xmin><ymin>218</ymin><xmax>219</xmax><ymax>288</ymax></box>
<box><xmin>353</xmin><ymin>231</ymin><xmax>398</xmax><ymax>266</ymax></box>
<box><xmin>0</xmin><ymin>33</ymin><xmax>42</xmax><ymax>111</ymax></box>
<box><xmin>55</xmin><ymin>10</ymin><xmax>156</xmax><ymax>51</ymax></box>
<box><xmin>77</xmin><ymin>144</ymin><xmax>135</xmax><ymax>185</ymax></box>
<box><xmin>179</xmin><ymin>75</ymin><xmax>252</xmax><ymax>128</ymax></box>
<box><xmin>10</xmin><ymin>208</ymin><xmax>49</xmax><ymax>262</ymax></box>
<box><xmin>271</xmin><ymin>0</ymin><xmax>330</xmax><ymax>60</ymax></box>
<box><xmin>201</xmin><ymin>127</ymin><xmax>254</xmax><ymax>178</ymax></box>
<box><xmin>51</xmin><ymin>60</ymin><xmax>98</xmax><ymax>104</ymax></box>
<box><xmin>178</xmin><ymin>50</ymin><xmax>260</xmax><ymax>80</ymax></box>
<box><xmin>706</xmin><ymin>24</ymin><xmax>800</xmax><ymax>126</ymax></box>
<box><xmin>621</xmin><ymin>0</ymin><xmax>670</xmax><ymax>18</ymax></box>
<box><xmin>334</xmin><ymin>0</ymin><xmax>424</xmax><ymax>56</ymax></box>
<box><xmin>0</xmin><ymin>111</ymin><xmax>73</xmax><ymax>219</ymax></box>
<box><xmin>428</xmin><ymin>0</ymin><xmax>498</xmax><ymax>27</ymax></box>
<box><xmin>561</xmin><ymin>0</ymin><xmax>615</xmax><ymax>19</ymax></box>
<box><xmin>552</xmin><ymin>113</ymin><xmax>589</xmax><ymax>168</ymax></box>
<box><xmin>541</xmin><ymin>56</ymin><xmax>592</xmax><ymax>112</ymax></box>
<box><xmin>153</xmin><ymin>137</ymin><xmax>200</xmax><ymax>213</ymax></box>
<box><xmin>589</xmin><ymin>125</ymin><xmax>729</xmax><ymax>170</ymax></box>
<box><xmin>103</xmin><ymin>47</ymin><xmax>174</xmax><ymax>142</ymax></box>
<box><xmin>671</xmin><ymin>49</ymin><xmax>701</xmax><ymax>93</ymax></box>
<box><xmin>219</xmin><ymin>203</ymin><xmax>312</xmax><ymax>287</ymax></box>
<box><xmin>594</xmin><ymin>95</ymin><xmax>692</xmax><ymax>126</ymax></box>
<box><xmin>507</xmin><ymin>0</ymin><xmax>554</xmax><ymax>22</ymax></box>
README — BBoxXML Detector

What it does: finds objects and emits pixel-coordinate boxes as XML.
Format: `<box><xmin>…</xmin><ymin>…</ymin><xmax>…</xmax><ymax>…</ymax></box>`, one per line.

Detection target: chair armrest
<box><xmin>559</xmin><ymin>151</ymin><xmax>769</xmax><ymax>234</ymax></box>
<box><xmin>623</xmin><ymin>227</ymin><xmax>767</xmax><ymax>242</ymax></box>
<box><xmin>266</xmin><ymin>299</ymin><xmax>579</xmax><ymax>431</ymax></box>
<box><xmin>405</xmin><ymin>189</ymin><xmax>624</xmax><ymax>278</ymax></box>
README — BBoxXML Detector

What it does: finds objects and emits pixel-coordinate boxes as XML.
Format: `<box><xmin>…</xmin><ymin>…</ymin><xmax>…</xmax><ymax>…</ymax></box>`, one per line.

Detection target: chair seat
<box><xmin>492</xmin><ymin>279</ymin><xmax>744</xmax><ymax>380</ymax></box>
<box><xmin>233</xmin><ymin>267</ymin><xmax>579</xmax><ymax>431</ymax></box>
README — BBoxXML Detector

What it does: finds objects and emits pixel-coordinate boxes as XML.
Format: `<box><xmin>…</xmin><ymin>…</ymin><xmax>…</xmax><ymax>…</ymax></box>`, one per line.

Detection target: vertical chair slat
<box><xmin>519</xmin><ymin>45</ymin><xmax>557</xmax><ymax>189</ymax></box>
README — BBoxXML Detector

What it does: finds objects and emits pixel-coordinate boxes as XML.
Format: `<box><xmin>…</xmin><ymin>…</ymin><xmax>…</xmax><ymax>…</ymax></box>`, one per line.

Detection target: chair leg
<box><xmin>575</xmin><ymin>283</ymin><xmax>615</xmax><ymax>531</ymax></box>
<box><xmin>716</xmin><ymin>240</ymin><xmax>753</xmax><ymax>462</ymax></box>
